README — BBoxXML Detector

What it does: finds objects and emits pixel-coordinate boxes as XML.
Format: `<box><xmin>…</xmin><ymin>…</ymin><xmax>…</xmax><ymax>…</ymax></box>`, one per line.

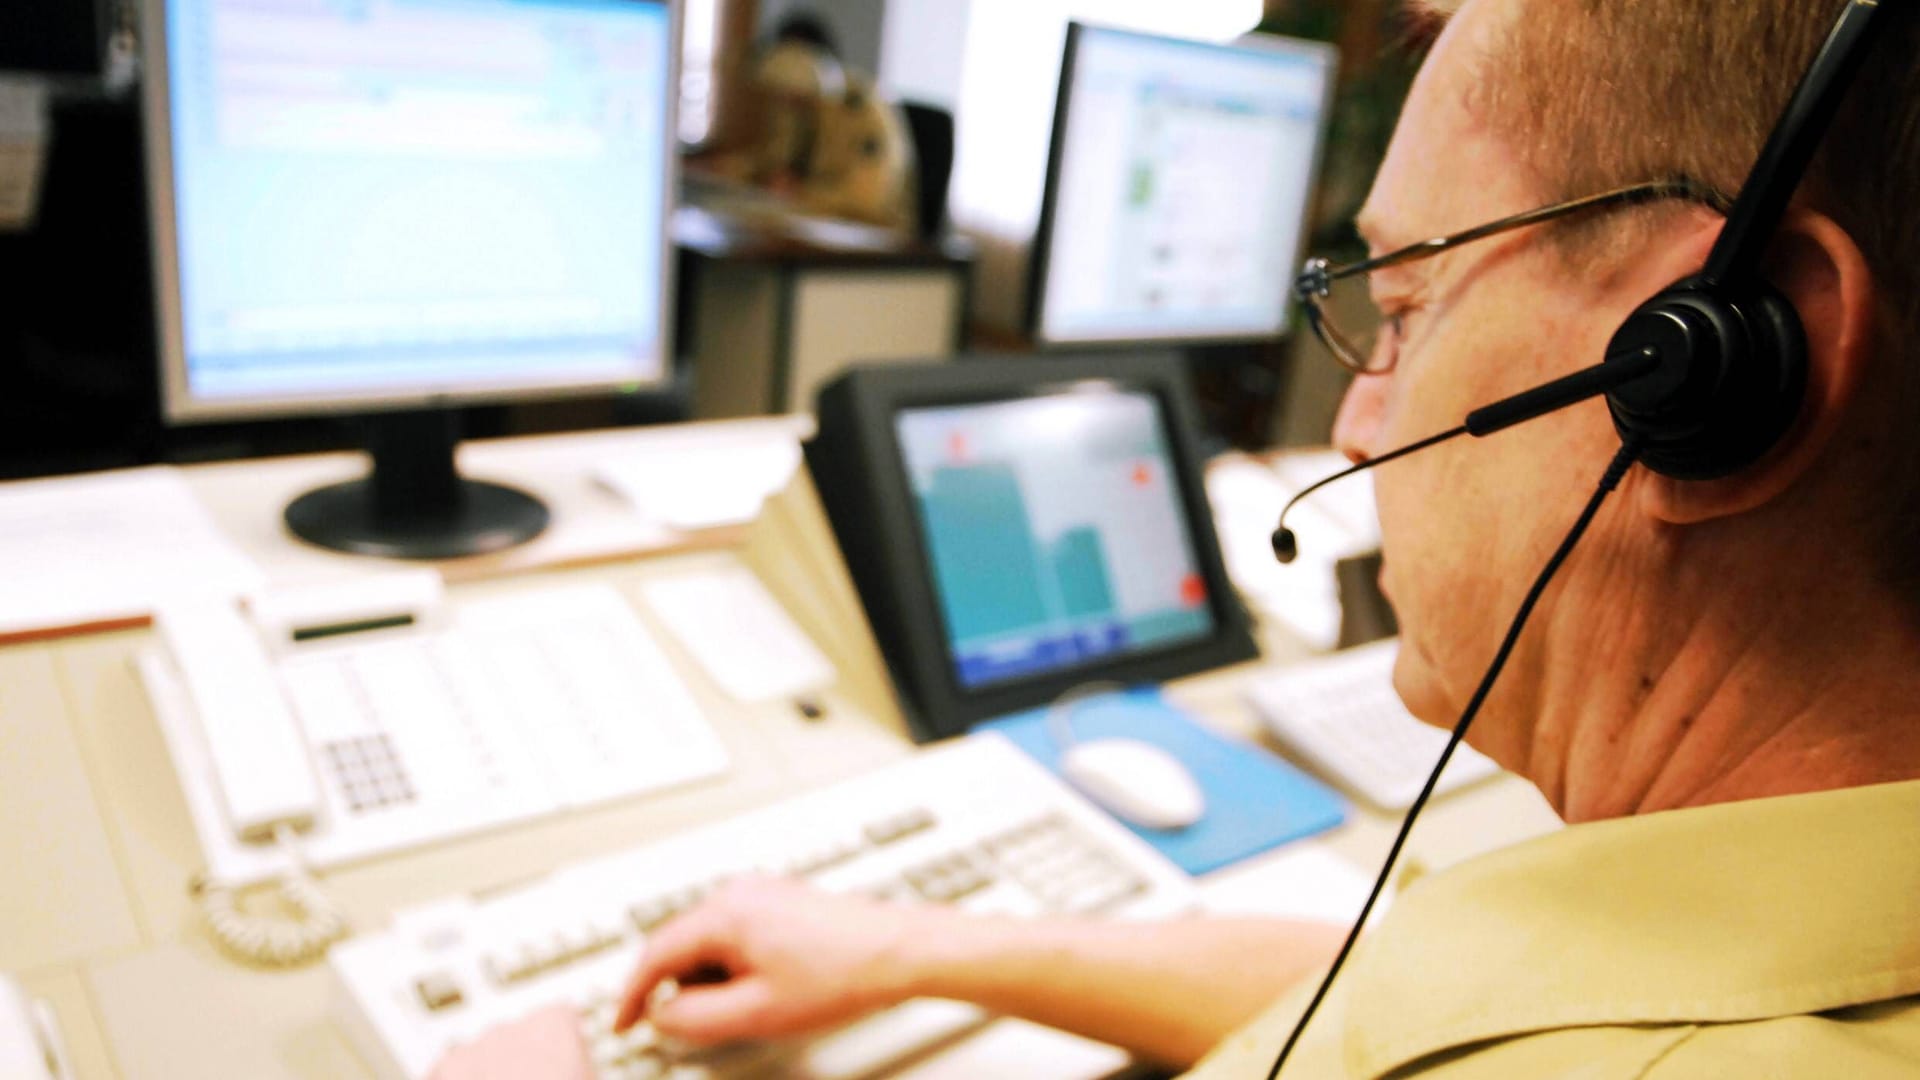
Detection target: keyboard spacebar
<box><xmin>785</xmin><ymin>1000</ymin><xmax>989</xmax><ymax>1080</ymax></box>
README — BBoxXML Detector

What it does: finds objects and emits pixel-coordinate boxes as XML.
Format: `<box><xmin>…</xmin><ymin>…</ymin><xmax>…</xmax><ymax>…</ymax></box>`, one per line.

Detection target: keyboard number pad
<box><xmin>985</xmin><ymin>814</ymin><xmax>1147</xmax><ymax>915</ymax></box>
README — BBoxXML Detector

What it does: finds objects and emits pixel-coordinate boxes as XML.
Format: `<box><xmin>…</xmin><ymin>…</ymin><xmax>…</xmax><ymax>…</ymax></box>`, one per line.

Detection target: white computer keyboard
<box><xmin>1246</xmin><ymin>640</ymin><xmax>1501</xmax><ymax>810</ymax></box>
<box><xmin>330</xmin><ymin>733</ymin><xmax>1198</xmax><ymax>1080</ymax></box>
<box><xmin>142</xmin><ymin>584</ymin><xmax>731</xmax><ymax>887</ymax></box>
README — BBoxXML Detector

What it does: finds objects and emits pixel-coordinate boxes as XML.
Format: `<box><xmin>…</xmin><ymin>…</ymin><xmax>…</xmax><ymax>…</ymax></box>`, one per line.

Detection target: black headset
<box><xmin>1266</xmin><ymin>2</ymin><xmax>1896</xmax><ymax>1075</ymax></box>
<box><xmin>1599</xmin><ymin>0</ymin><xmax>1887</xmax><ymax>480</ymax></box>
<box><xmin>1273</xmin><ymin>0</ymin><xmax>1891</xmax><ymax>560</ymax></box>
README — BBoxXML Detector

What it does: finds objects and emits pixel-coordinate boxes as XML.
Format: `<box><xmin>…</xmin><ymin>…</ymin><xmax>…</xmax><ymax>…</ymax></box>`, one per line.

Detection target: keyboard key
<box><xmin>1248</xmin><ymin>641</ymin><xmax>1501</xmax><ymax>809</ymax></box>
<box><xmin>413</xmin><ymin>973</ymin><xmax>464</xmax><ymax>1012</ymax></box>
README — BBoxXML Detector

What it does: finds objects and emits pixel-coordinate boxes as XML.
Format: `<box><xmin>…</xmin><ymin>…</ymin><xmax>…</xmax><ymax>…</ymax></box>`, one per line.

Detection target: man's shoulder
<box><xmin>1642</xmin><ymin>999</ymin><xmax>1920</xmax><ymax>1078</ymax></box>
<box><xmin>1385</xmin><ymin>999</ymin><xmax>1920</xmax><ymax>1079</ymax></box>
<box><xmin>1179</xmin><ymin>971</ymin><xmax>1920</xmax><ymax>1080</ymax></box>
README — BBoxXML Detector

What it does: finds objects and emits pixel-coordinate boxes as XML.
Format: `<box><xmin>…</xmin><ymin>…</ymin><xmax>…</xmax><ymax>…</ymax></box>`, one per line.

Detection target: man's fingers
<box><xmin>649</xmin><ymin>977</ymin><xmax>781</xmax><ymax>1045</ymax></box>
<box><xmin>614</xmin><ymin>907</ymin><xmax>738</xmax><ymax>1032</ymax></box>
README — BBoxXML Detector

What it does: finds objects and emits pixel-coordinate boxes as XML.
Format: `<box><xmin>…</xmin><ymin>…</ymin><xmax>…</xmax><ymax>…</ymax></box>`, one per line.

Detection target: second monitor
<box><xmin>810</xmin><ymin>353</ymin><xmax>1257</xmax><ymax>742</ymax></box>
<box><xmin>896</xmin><ymin>390</ymin><xmax>1218</xmax><ymax>690</ymax></box>
<box><xmin>1029</xmin><ymin>23</ymin><xmax>1337</xmax><ymax>348</ymax></box>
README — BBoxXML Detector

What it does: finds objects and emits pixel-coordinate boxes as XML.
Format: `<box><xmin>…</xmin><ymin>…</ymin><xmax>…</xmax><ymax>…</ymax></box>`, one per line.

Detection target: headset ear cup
<box><xmin>1730</xmin><ymin>285</ymin><xmax>1811</xmax><ymax>471</ymax></box>
<box><xmin>1605</xmin><ymin>281</ymin><xmax>1808</xmax><ymax>480</ymax></box>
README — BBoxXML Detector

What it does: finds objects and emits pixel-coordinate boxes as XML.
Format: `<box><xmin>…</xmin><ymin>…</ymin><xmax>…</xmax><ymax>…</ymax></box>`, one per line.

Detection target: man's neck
<box><xmin>1522</xmin><ymin>553</ymin><xmax>1920</xmax><ymax>824</ymax></box>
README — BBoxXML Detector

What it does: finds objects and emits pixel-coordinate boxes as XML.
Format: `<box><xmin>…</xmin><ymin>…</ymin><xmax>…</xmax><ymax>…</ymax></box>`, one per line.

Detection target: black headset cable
<box><xmin>1264</xmin><ymin>435</ymin><xmax>1644</xmax><ymax>1079</ymax></box>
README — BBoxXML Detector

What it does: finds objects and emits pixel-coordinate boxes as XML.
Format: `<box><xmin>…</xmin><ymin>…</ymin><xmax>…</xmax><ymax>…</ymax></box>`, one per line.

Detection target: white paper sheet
<box><xmin>594</xmin><ymin>436</ymin><xmax>803</xmax><ymax>531</ymax></box>
<box><xmin>642</xmin><ymin>567</ymin><xmax>835</xmax><ymax>703</ymax></box>
<box><xmin>1207</xmin><ymin>455</ymin><xmax>1376</xmax><ymax>649</ymax></box>
<box><xmin>1196</xmin><ymin>844</ymin><xmax>1376</xmax><ymax>923</ymax></box>
<box><xmin>0</xmin><ymin>468</ymin><xmax>264</xmax><ymax>638</ymax></box>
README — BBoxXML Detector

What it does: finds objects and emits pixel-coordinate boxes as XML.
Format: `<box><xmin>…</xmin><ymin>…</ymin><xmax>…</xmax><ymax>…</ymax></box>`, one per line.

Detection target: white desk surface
<box><xmin>0</xmin><ymin>425</ymin><xmax>1562</xmax><ymax>1079</ymax></box>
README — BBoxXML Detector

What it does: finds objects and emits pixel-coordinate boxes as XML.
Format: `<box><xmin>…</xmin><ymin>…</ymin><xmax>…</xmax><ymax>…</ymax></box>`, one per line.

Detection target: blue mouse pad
<box><xmin>979</xmin><ymin>688</ymin><xmax>1347</xmax><ymax>876</ymax></box>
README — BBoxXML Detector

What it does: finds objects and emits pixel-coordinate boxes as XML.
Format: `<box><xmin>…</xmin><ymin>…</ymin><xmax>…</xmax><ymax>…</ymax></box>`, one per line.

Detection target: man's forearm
<box><xmin>898</xmin><ymin>914</ymin><xmax>1343</xmax><ymax>1068</ymax></box>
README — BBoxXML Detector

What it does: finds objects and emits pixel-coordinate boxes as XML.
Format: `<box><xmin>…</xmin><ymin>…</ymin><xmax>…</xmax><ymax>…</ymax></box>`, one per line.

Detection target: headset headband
<box><xmin>1703</xmin><ymin>0</ymin><xmax>1891</xmax><ymax>291</ymax></box>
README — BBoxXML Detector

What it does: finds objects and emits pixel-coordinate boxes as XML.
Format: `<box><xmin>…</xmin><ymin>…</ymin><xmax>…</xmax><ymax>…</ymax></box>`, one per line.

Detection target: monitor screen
<box><xmin>147</xmin><ymin>0</ymin><xmax>676</xmax><ymax>420</ymax></box>
<box><xmin>1031</xmin><ymin>25</ymin><xmax>1335</xmax><ymax>346</ymax></box>
<box><xmin>896</xmin><ymin>386</ymin><xmax>1217</xmax><ymax>690</ymax></box>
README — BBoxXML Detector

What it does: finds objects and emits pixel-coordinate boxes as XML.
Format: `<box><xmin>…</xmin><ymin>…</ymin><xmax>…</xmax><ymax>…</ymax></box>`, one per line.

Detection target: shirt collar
<box><xmin>1342</xmin><ymin>779</ymin><xmax>1920</xmax><ymax>1078</ymax></box>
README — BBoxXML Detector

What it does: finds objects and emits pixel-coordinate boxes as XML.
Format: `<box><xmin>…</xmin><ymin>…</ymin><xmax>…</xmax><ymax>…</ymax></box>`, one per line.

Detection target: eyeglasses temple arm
<box><xmin>1323</xmin><ymin>182</ymin><xmax>1728</xmax><ymax>283</ymax></box>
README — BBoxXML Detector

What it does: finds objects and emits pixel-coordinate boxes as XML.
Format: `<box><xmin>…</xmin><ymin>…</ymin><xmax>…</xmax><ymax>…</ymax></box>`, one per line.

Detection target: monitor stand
<box><xmin>284</xmin><ymin>408</ymin><xmax>549</xmax><ymax>559</ymax></box>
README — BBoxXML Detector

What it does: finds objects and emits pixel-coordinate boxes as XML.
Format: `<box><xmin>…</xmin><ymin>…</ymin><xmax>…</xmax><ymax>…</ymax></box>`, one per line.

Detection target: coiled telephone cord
<box><xmin>192</xmin><ymin>824</ymin><xmax>348</xmax><ymax>967</ymax></box>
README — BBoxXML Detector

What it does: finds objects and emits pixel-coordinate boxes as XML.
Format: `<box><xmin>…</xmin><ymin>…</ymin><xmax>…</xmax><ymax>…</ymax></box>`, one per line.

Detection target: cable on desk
<box><xmin>193</xmin><ymin>824</ymin><xmax>348</xmax><ymax>967</ymax></box>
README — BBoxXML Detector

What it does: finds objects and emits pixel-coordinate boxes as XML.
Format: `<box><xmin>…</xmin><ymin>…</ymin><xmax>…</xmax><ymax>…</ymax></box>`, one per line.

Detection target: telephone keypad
<box><xmin>322</xmin><ymin>734</ymin><xmax>418</xmax><ymax>814</ymax></box>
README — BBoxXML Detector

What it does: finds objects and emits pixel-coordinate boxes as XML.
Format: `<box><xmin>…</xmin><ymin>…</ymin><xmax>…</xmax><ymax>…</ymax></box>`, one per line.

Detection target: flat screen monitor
<box><xmin>141</xmin><ymin>0</ymin><xmax>679</xmax><ymax>557</ymax></box>
<box><xmin>1029</xmin><ymin>24</ymin><xmax>1336</xmax><ymax>347</ymax></box>
<box><xmin>897</xmin><ymin>391</ymin><xmax>1217</xmax><ymax>690</ymax></box>
<box><xmin>809</xmin><ymin>353</ymin><xmax>1257</xmax><ymax>742</ymax></box>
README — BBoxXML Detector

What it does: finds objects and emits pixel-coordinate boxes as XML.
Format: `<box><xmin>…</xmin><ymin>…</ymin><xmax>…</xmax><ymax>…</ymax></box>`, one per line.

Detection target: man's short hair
<box><xmin>1459</xmin><ymin>0</ymin><xmax>1920</xmax><ymax>600</ymax></box>
<box><xmin>1478</xmin><ymin>2</ymin><xmax>1919</xmax><ymax>315</ymax></box>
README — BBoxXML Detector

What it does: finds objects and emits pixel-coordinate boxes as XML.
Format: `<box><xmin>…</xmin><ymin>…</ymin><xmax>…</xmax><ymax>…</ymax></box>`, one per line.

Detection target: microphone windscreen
<box><xmin>1271</xmin><ymin>526</ymin><xmax>1299</xmax><ymax>565</ymax></box>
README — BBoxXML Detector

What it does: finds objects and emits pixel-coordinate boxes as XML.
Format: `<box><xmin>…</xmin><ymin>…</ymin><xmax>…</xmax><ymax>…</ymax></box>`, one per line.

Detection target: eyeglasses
<box><xmin>1294</xmin><ymin>179</ymin><xmax>1734</xmax><ymax>374</ymax></box>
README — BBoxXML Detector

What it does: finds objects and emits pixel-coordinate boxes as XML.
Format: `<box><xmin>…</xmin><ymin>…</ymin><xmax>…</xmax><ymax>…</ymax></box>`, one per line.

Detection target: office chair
<box><xmin>899</xmin><ymin>101</ymin><xmax>955</xmax><ymax>242</ymax></box>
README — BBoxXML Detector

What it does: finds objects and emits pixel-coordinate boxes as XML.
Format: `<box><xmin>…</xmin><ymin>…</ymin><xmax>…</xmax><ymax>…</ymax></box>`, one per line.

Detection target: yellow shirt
<box><xmin>1183</xmin><ymin>779</ymin><xmax>1920</xmax><ymax>1078</ymax></box>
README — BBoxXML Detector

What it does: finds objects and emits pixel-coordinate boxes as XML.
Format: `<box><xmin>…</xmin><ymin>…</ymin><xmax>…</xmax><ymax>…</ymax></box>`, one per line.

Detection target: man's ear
<box><xmin>1633</xmin><ymin>208</ymin><xmax>1878</xmax><ymax>526</ymax></box>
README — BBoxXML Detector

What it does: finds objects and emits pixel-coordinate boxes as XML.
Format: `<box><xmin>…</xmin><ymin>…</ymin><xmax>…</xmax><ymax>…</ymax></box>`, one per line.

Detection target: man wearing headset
<box><xmin>435</xmin><ymin>0</ymin><xmax>1920</xmax><ymax>1075</ymax></box>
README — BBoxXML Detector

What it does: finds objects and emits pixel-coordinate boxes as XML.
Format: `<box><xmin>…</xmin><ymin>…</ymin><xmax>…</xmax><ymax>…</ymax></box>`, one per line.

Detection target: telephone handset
<box><xmin>149</xmin><ymin>600</ymin><xmax>348</xmax><ymax>967</ymax></box>
<box><xmin>0</xmin><ymin>976</ymin><xmax>73</xmax><ymax>1080</ymax></box>
<box><xmin>153</xmin><ymin>601</ymin><xmax>320</xmax><ymax>841</ymax></box>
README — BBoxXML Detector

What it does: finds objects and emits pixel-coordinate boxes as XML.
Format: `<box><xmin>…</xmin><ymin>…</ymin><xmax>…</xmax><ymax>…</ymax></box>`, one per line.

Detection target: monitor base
<box><xmin>286</xmin><ymin>478</ymin><xmax>549</xmax><ymax>559</ymax></box>
<box><xmin>282</xmin><ymin>408</ymin><xmax>550</xmax><ymax>559</ymax></box>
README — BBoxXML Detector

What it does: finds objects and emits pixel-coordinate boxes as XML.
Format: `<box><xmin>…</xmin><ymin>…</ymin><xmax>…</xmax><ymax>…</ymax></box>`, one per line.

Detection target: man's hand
<box><xmin>427</xmin><ymin>1005</ymin><xmax>594</xmax><ymax>1080</ymax></box>
<box><xmin>613</xmin><ymin>876</ymin><xmax>938</xmax><ymax>1046</ymax></box>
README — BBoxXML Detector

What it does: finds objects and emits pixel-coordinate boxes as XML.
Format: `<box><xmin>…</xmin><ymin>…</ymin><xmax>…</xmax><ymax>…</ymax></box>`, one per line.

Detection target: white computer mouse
<box><xmin>1060</xmin><ymin>738</ymin><xmax>1206</xmax><ymax>831</ymax></box>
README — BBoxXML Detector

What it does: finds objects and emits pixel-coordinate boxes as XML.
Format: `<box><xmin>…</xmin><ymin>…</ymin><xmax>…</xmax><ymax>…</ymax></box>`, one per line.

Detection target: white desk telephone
<box><xmin>137</xmin><ymin>574</ymin><xmax>730</xmax><ymax>967</ymax></box>
<box><xmin>0</xmin><ymin>976</ymin><xmax>72</xmax><ymax>1080</ymax></box>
